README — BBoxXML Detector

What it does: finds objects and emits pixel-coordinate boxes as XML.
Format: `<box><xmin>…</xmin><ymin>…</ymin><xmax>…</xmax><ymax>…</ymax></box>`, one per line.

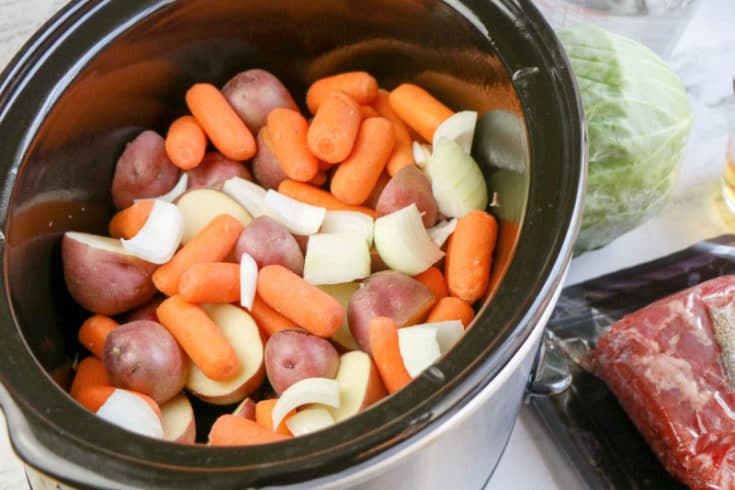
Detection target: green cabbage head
<box><xmin>558</xmin><ymin>24</ymin><xmax>693</xmax><ymax>254</ymax></box>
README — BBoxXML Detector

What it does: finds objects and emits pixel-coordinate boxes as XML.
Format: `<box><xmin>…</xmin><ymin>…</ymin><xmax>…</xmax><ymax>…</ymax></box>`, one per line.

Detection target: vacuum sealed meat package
<box><xmin>595</xmin><ymin>275</ymin><xmax>735</xmax><ymax>490</ymax></box>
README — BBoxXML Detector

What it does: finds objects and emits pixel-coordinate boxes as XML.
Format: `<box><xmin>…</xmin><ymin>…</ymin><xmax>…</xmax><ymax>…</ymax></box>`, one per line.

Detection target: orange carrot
<box><xmin>360</xmin><ymin>105</ymin><xmax>379</xmax><ymax>119</ymax></box>
<box><xmin>427</xmin><ymin>296</ymin><xmax>475</xmax><ymax>327</ymax></box>
<box><xmin>306</xmin><ymin>71</ymin><xmax>378</xmax><ymax>114</ymax></box>
<box><xmin>186</xmin><ymin>83</ymin><xmax>256</xmax><ymax>161</ymax></box>
<box><xmin>255</xmin><ymin>399</ymin><xmax>294</xmax><ymax>436</ymax></box>
<box><xmin>385</xmin><ymin>126</ymin><xmax>414</xmax><ymax>176</ymax></box>
<box><xmin>445</xmin><ymin>210</ymin><xmax>498</xmax><ymax>303</ymax></box>
<box><xmin>209</xmin><ymin>414</ymin><xmax>290</xmax><ymax>446</ymax></box>
<box><xmin>157</xmin><ymin>295</ymin><xmax>240</xmax><ymax>381</ymax></box>
<box><xmin>330</xmin><ymin>117</ymin><xmax>395</xmax><ymax>205</ymax></box>
<box><xmin>152</xmin><ymin>214</ymin><xmax>244</xmax><ymax>296</ymax></box>
<box><xmin>257</xmin><ymin>265</ymin><xmax>343</xmax><ymax>338</ymax></box>
<box><xmin>267</xmin><ymin>108</ymin><xmax>319</xmax><ymax>182</ymax></box>
<box><xmin>165</xmin><ymin>115</ymin><xmax>207</xmax><ymax>170</ymax></box>
<box><xmin>368</xmin><ymin>316</ymin><xmax>411</xmax><ymax>394</ymax></box>
<box><xmin>69</xmin><ymin>357</ymin><xmax>111</xmax><ymax>399</ymax></box>
<box><xmin>309</xmin><ymin>170</ymin><xmax>328</xmax><ymax>187</ymax></box>
<box><xmin>108</xmin><ymin>200</ymin><xmax>153</xmax><ymax>239</ymax></box>
<box><xmin>373</xmin><ymin>89</ymin><xmax>415</xmax><ymax>175</ymax></box>
<box><xmin>75</xmin><ymin>386</ymin><xmax>161</xmax><ymax>418</ymax></box>
<box><xmin>307</xmin><ymin>90</ymin><xmax>361</xmax><ymax>163</ymax></box>
<box><xmin>75</xmin><ymin>385</ymin><xmax>116</xmax><ymax>412</ymax></box>
<box><xmin>414</xmin><ymin>267</ymin><xmax>448</xmax><ymax>300</ymax></box>
<box><xmin>179</xmin><ymin>262</ymin><xmax>240</xmax><ymax>304</ymax></box>
<box><xmin>250</xmin><ymin>294</ymin><xmax>301</xmax><ymax>337</ymax></box>
<box><xmin>364</xmin><ymin>170</ymin><xmax>391</xmax><ymax>210</ymax></box>
<box><xmin>78</xmin><ymin>315</ymin><xmax>118</xmax><ymax>359</ymax></box>
<box><xmin>389</xmin><ymin>83</ymin><xmax>454</xmax><ymax>142</ymax></box>
<box><xmin>278</xmin><ymin>180</ymin><xmax>376</xmax><ymax>218</ymax></box>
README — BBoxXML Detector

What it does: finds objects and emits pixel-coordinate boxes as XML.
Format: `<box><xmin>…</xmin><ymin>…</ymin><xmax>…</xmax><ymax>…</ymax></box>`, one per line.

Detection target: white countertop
<box><xmin>0</xmin><ymin>0</ymin><xmax>733</xmax><ymax>488</ymax></box>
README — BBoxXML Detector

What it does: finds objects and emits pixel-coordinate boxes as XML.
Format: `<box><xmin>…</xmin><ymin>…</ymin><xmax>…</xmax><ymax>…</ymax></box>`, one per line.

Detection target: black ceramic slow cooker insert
<box><xmin>0</xmin><ymin>0</ymin><xmax>585</xmax><ymax>488</ymax></box>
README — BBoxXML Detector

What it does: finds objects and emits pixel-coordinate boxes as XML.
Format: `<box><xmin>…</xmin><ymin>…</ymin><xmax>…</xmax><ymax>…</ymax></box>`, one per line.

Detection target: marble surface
<box><xmin>0</xmin><ymin>0</ymin><xmax>733</xmax><ymax>489</ymax></box>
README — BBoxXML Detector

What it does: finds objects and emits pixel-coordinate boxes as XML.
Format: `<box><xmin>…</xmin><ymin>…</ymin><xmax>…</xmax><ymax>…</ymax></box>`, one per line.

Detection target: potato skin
<box><xmin>118</xmin><ymin>295</ymin><xmax>164</xmax><ymax>323</ymax></box>
<box><xmin>235</xmin><ymin>216</ymin><xmax>304</xmax><ymax>275</ymax></box>
<box><xmin>103</xmin><ymin>320</ymin><xmax>188</xmax><ymax>404</ymax></box>
<box><xmin>62</xmin><ymin>233</ymin><xmax>158</xmax><ymax>316</ymax></box>
<box><xmin>187</xmin><ymin>151</ymin><xmax>252</xmax><ymax>190</ymax></box>
<box><xmin>252</xmin><ymin>127</ymin><xmax>288</xmax><ymax>189</ymax></box>
<box><xmin>111</xmin><ymin>130</ymin><xmax>180</xmax><ymax>209</ymax></box>
<box><xmin>347</xmin><ymin>271</ymin><xmax>436</xmax><ymax>354</ymax></box>
<box><xmin>221</xmin><ymin>69</ymin><xmax>298</xmax><ymax>133</ymax></box>
<box><xmin>264</xmin><ymin>330</ymin><xmax>339</xmax><ymax>394</ymax></box>
<box><xmin>376</xmin><ymin>165</ymin><xmax>438</xmax><ymax>227</ymax></box>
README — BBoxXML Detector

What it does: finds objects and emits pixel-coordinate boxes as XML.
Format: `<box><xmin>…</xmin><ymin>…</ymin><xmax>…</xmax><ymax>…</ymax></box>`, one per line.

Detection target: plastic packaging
<box><xmin>531</xmin><ymin>235</ymin><xmax>735</xmax><ymax>489</ymax></box>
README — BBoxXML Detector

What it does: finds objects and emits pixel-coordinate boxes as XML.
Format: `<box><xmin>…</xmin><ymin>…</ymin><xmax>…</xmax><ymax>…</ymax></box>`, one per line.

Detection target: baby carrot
<box><xmin>75</xmin><ymin>386</ymin><xmax>161</xmax><ymax>418</ymax></box>
<box><xmin>309</xmin><ymin>170</ymin><xmax>328</xmax><ymax>187</ymax></box>
<box><xmin>108</xmin><ymin>200</ymin><xmax>153</xmax><ymax>239</ymax></box>
<box><xmin>267</xmin><ymin>108</ymin><xmax>319</xmax><ymax>182</ymax></box>
<box><xmin>209</xmin><ymin>414</ymin><xmax>290</xmax><ymax>446</ymax></box>
<box><xmin>186</xmin><ymin>83</ymin><xmax>256</xmax><ymax>161</ymax></box>
<box><xmin>373</xmin><ymin>89</ymin><xmax>415</xmax><ymax>176</ymax></box>
<box><xmin>179</xmin><ymin>262</ymin><xmax>240</xmax><ymax>304</ymax></box>
<box><xmin>368</xmin><ymin>316</ymin><xmax>412</xmax><ymax>394</ymax></box>
<box><xmin>78</xmin><ymin>315</ymin><xmax>118</xmax><ymax>359</ymax></box>
<box><xmin>69</xmin><ymin>356</ymin><xmax>111</xmax><ymax>399</ymax></box>
<box><xmin>414</xmin><ymin>267</ymin><xmax>448</xmax><ymax>300</ymax></box>
<box><xmin>255</xmin><ymin>399</ymin><xmax>294</xmax><ymax>436</ymax></box>
<box><xmin>165</xmin><ymin>115</ymin><xmax>207</xmax><ymax>170</ymax></box>
<box><xmin>156</xmin><ymin>295</ymin><xmax>240</xmax><ymax>381</ymax></box>
<box><xmin>250</xmin><ymin>294</ymin><xmax>301</xmax><ymax>338</ymax></box>
<box><xmin>389</xmin><ymin>83</ymin><xmax>453</xmax><ymax>142</ymax></box>
<box><xmin>446</xmin><ymin>210</ymin><xmax>498</xmax><ymax>303</ymax></box>
<box><xmin>152</xmin><ymin>214</ymin><xmax>244</xmax><ymax>297</ymax></box>
<box><xmin>360</xmin><ymin>105</ymin><xmax>379</xmax><ymax>119</ymax></box>
<box><xmin>330</xmin><ymin>117</ymin><xmax>395</xmax><ymax>205</ymax></box>
<box><xmin>306</xmin><ymin>71</ymin><xmax>378</xmax><ymax>114</ymax></box>
<box><xmin>427</xmin><ymin>296</ymin><xmax>475</xmax><ymax>327</ymax></box>
<box><xmin>307</xmin><ymin>90</ymin><xmax>361</xmax><ymax>163</ymax></box>
<box><xmin>278</xmin><ymin>180</ymin><xmax>376</xmax><ymax>218</ymax></box>
<box><xmin>256</xmin><ymin>265</ymin><xmax>344</xmax><ymax>338</ymax></box>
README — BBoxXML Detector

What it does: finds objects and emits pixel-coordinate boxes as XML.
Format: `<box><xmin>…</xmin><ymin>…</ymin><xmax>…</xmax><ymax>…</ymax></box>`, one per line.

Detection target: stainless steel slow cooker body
<box><xmin>0</xmin><ymin>0</ymin><xmax>585</xmax><ymax>488</ymax></box>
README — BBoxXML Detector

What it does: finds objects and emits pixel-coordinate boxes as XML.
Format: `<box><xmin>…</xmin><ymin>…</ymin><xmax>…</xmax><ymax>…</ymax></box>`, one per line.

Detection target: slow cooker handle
<box><xmin>526</xmin><ymin>330</ymin><xmax>572</xmax><ymax>398</ymax></box>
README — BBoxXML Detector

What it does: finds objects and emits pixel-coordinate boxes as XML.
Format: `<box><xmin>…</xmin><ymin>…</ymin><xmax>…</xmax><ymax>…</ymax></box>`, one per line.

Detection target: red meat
<box><xmin>595</xmin><ymin>275</ymin><xmax>735</xmax><ymax>490</ymax></box>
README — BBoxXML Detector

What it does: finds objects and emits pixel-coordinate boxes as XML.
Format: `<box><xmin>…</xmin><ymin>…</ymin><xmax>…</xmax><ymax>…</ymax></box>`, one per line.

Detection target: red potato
<box><xmin>232</xmin><ymin>397</ymin><xmax>257</xmax><ymax>420</ymax></box>
<box><xmin>234</xmin><ymin>215</ymin><xmax>304</xmax><ymax>275</ymax></box>
<box><xmin>187</xmin><ymin>151</ymin><xmax>252</xmax><ymax>190</ymax></box>
<box><xmin>329</xmin><ymin>351</ymin><xmax>387</xmax><ymax>422</ymax></box>
<box><xmin>376</xmin><ymin>165</ymin><xmax>438</xmax><ymax>228</ymax></box>
<box><xmin>160</xmin><ymin>393</ymin><xmax>196</xmax><ymax>444</ymax></box>
<box><xmin>62</xmin><ymin>232</ymin><xmax>158</xmax><ymax>316</ymax></box>
<box><xmin>186</xmin><ymin>303</ymin><xmax>265</xmax><ymax>405</ymax></box>
<box><xmin>347</xmin><ymin>271</ymin><xmax>436</xmax><ymax>354</ymax></box>
<box><xmin>221</xmin><ymin>69</ymin><xmax>298</xmax><ymax>133</ymax></box>
<box><xmin>364</xmin><ymin>171</ymin><xmax>391</xmax><ymax>210</ymax></box>
<box><xmin>111</xmin><ymin>130</ymin><xmax>180</xmax><ymax>209</ymax></box>
<box><xmin>118</xmin><ymin>295</ymin><xmax>164</xmax><ymax>323</ymax></box>
<box><xmin>103</xmin><ymin>320</ymin><xmax>189</xmax><ymax>405</ymax></box>
<box><xmin>176</xmin><ymin>188</ymin><xmax>252</xmax><ymax>245</ymax></box>
<box><xmin>252</xmin><ymin>127</ymin><xmax>288</xmax><ymax>189</ymax></box>
<box><xmin>264</xmin><ymin>330</ymin><xmax>339</xmax><ymax>394</ymax></box>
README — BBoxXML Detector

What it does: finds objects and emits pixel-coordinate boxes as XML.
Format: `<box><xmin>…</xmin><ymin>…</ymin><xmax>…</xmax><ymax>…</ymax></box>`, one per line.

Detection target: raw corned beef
<box><xmin>595</xmin><ymin>275</ymin><xmax>735</xmax><ymax>490</ymax></box>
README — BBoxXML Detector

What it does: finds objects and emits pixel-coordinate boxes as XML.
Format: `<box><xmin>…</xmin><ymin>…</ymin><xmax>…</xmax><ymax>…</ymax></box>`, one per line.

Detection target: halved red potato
<box><xmin>62</xmin><ymin>232</ymin><xmax>158</xmax><ymax>315</ymax></box>
<box><xmin>160</xmin><ymin>392</ymin><xmax>196</xmax><ymax>444</ymax></box>
<box><xmin>186</xmin><ymin>303</ymin><xmax>265</xmax><ymax>405</ymax></box>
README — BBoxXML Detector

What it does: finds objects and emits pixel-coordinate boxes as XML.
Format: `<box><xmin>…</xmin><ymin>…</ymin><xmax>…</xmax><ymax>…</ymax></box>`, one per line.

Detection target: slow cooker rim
<box><xmin>0</xmin><ymin>0</ymin><xmax>586</xmax><ymax>487</ymax></box>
